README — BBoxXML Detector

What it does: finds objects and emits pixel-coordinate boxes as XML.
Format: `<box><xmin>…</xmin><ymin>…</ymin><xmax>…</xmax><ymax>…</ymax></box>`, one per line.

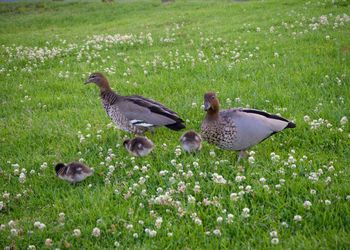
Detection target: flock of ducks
<box><xmin>55</xmin><ymin>72</ymin><xmax>296</xmax><ymax>184</ymax></box>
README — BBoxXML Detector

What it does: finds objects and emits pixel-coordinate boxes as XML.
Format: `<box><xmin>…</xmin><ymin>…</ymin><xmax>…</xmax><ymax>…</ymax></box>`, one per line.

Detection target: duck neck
<box><xmin>100</xmin><ymin>88</ymin><xmax>120</xmax><ymax>105</ymax></box>
<box><xmin>206</xmin><ymin>109</ymin><xmax>219</xmax><ymax>120</ymax></box>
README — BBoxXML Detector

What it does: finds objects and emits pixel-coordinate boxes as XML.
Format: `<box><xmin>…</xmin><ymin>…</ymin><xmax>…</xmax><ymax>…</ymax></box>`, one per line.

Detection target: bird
<box><xmin>180</xmin><ymin>130</ymin><xmax>202</xmax><ymax>153</ymax></box>
<box><xmin>85</xmin><ymin>72</ymin><xmax>185</xmax><ymax>135</ymax></box>
<box><xmin>55</xmin><ymin>162</ymin><xmax>93</xmax><ymax>184</ymax></box>
<box><xmin>123</xmin><ymin>136</ymin><xmax>154</xmax><ymax>157</ymax></box>
<box><xmin>200</xmin><ymin>92</ymin><xmax>296</xmax><ymax>162</ymax></box>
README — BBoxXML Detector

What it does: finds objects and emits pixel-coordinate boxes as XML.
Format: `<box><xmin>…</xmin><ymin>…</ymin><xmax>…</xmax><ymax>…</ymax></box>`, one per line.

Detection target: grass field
<box><xmin>1</xmin><ymin>0</ymin><xmax>350</xmax><ymax>248</ymax></box>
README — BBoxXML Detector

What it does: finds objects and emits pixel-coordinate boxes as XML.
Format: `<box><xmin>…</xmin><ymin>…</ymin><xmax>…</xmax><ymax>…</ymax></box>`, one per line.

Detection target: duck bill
<box><xmin>84</xmin><ymin>78</ymin><xmax>92</xmax><ymax>84</ymax></box>
<box><xmin>204</xmin><ymin>102</ymin><xmax>211</xmax><ymax>111</ymax></box>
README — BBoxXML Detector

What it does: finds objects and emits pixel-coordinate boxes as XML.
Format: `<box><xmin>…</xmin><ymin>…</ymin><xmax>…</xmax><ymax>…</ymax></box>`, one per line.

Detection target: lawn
<box><xmin>0</xmin><ymin>0</ymin><xmax>350</xmax><ymax>249</ymax></box>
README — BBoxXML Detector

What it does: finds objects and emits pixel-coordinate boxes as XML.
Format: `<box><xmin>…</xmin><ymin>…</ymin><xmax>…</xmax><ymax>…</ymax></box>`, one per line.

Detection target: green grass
<box><xmin>1</xmin><ymin>0</ymin><xmax>350</xmax><ymax>249</ymax></box>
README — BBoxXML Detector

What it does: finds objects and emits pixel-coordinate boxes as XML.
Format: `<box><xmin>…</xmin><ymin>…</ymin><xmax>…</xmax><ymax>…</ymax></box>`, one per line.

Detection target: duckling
<box><xmin>180</xmin><ymin>130</ymin><xmax>202</xmax><ymax>153</ymax></box>
<box><xmin>123</xmin><ymin>136</ymin><xmax>154</xmax><ymax>157</ymax></box>
<box><xmin>200</xmin><ymin>92</ymin><xmax>296</xmax><ymax>162</ymax></box>
<box><xmin>85</xmin><ymin>72</ymin><xmax>185</xmax><ymax>135</ymax></box>
<box><xmin>55</xmin><ymin>162</ymin><xmax>93</xmax><ymax>184</ymax></box>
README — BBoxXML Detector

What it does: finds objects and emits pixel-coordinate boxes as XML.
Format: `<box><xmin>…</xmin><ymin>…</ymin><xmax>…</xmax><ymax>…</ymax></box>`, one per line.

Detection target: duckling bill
<box><xmin>123</xmin><ymin>136</ymin><xmax>154</xmax><ymax>157</ymax></box>
<box><xmin>200</xmin><ymin>92</ymin><xmax>296</xmax><ymax>162</ymax></box>
<box><xmin>55</xmin><ymin>162</ymin><xmax>93</xmax><ymax>184</ymax></box>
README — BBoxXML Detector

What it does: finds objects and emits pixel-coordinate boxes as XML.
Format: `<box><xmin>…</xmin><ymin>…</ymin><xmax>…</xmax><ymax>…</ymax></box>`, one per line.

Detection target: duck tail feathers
<box><xmin>165</xmin><ymin>122</ymin><xmax>186</xmax><ymax>131</ymax></box>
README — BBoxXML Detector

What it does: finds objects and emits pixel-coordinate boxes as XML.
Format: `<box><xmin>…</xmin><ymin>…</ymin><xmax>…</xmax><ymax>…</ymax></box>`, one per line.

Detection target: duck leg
<box><xmin>237</xmin><ymin>150</ymin><xmax>247</xmax><ymax>164</ymax></box>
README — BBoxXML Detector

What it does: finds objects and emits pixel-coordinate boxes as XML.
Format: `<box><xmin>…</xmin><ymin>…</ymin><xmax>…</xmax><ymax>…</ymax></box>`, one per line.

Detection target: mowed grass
<box><xmin>0</xmin><ymin>0</ymin><xmax>350</xmax><ymax>248</ymax></box>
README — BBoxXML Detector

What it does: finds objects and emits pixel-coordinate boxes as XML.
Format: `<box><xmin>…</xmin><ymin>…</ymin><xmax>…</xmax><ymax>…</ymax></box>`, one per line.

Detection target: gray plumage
<box><xmin>200</xmin><ymin>92</ymin><xmax>296</xmax><ymax>161</ymax></box>
<box><xmin>180</xmin><ymin>130</ymin><xmax>202</xmax><ymax>153</ymax></box>
<box><xmin>55</xmin><ymin>162</ymin><xmax>93</xmax><ymax>184</ymax></box>
<box><xmin>85</xmin><ymin>73</ymin><xmax>185</xmax><ymax>135</ymax></box>
<box><xmin>123</xmin><ymin>137</ymin><xmax>154</xmax><ymax>157</ymax></box>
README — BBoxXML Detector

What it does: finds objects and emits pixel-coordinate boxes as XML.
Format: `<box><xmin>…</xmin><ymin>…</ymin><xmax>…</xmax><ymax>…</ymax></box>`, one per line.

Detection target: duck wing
<box><xmin>221</xmin><ymin>108</ymin><xmax>295</xmax><ymax>150</ymax></box>
<box><xmin>119</xmin><ymin>95</ymin><xmax>185</xmax><ymax>130</ymax></box>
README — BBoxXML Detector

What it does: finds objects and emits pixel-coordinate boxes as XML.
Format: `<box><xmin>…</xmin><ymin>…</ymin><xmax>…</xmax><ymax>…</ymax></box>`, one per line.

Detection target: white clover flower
<box><xmin>293</xmin><ymin>215</ymin><xmax>302</xmax><ymax>222</ymax></box>
<box><xmin>227</xmin><ymin>214</ymin><xmax>234</xmax><ymax>223</ymax></box>
<box><xmin>310</xmin><ymin>189</ymin><xmax>317</xmax><ymax>195</ymax></box>
<box><xmin>217</xmin><ymin>216</ymin><xmax>223</xmax><ymax>224</ymax></box>
<box><xmin>167</xmin><ymin>232</ymin><xmax>173</xmax><ymax>237</ymax></box>
<box><xmin>213</xmin><ymin>229</ymin><xmax>221</xmax><ymax>236</ymax></box>
<box><xmin>270</xmin><ymin>230</ymin><xmax>278</xmax><ymax>237</ymax></box>
<box><xmin>155</xmin><ymin>217</ymin><xmax>163</xmax><ymax>229</ymax></box>
<box><xmin>45</xmin><ymin>239</ymin><xmax>53</xmax><ymax>247</ymax></box>
<box><xmin>0</xmin><ymin>201</ymin><xmax>3</xmax><ymax>211</ymax></box>
<box><xmin>114</xmin><ymin>241</ymin><xmax>120</xmax><ymax>247</ymax></box>
<box><xmin>27</xmin><ymin>245</ymin><xmax>36</xmax><ymax>250</ymax></box>
<box><xmin>145</xmin><ymin>228</ymin><xmax>157</xmax><ymax>237</ymax></box>
<box><xmin>194</xmin><ymin>218</ymin><xmax>202</xmax><ymax>225</ymax></box>
<box><xmin>271</xmin><ymin>238</ymin><xmax>279</xmax><ymax>244</ymax></box>
<box><xmin>248</xmin><ymin>156</ymin><xmax>255</xmax><ymax>164</ymax></box>
<box><xmin>40</xmin><ymin>162</ymin><xmax>48</xmax><ymax>170</ymax></box>
<box><xmin>188</xmin><ymin>195</ymin><xmax>196</xmax><ymax>204</ymax></box>
<box><xmin>340</xmin><ymin>116</ymin><xmax>348</xmax><ymax>126</ymax></box>
<box><xmin>325</xmin><ymin>200</ymin><xmax>331</xmax><ymax>205</ymax></box>
<box><xmin>10</xmin><ymin>228</ymin><xmax>18</xmax><ymax>236</ymax></box>
<box><xmin>304</xmin><ymin>115</ymin><xmax>311</xmax><ymax>122</ymax></box>
<box><xmin>212</xmin><ymin>173</ymin><xmax>227</xmax><ymax>184</ymax></box>
<box><xmin>209</xmin><ymin>150</ymin><xmax>216</xmax><ymax>157</ymax></box>
<box><xmin>59</xmin><ymin>212</ymin><xmax>65</xmax><ymax>222</ymax></box>
<box><xmin>259</xmin><ymin>177</ymin><xmax>266</xmax><ymax>183</ymax></box>
<box><xmin>281</xmin><ymin>221</ymin><xmax>289</xmax><ymax>228</ymax></box>
<box><xmin>38</xmin><ymin>223</ymin><xmax>46</xmax><ymax>230</ymax></box>
<box><xmin>19</xmin><ymin>173</ymin><xmax>26</xmax><ymax>183</ymax></box>
<box><xmin>73</xmin><ymin>229</ymin><xmax>81</xmax><ymax>237</ymax></box>
<box><xmin>304</xmin><ymin>200</ymin><xmax>312</xmax><ymax>209</ymax></box>
<box><xmin>8</xmin><ymin>220</ymin><xmax>16</xmax><ymax>228</ymax></box>
<box><xmin>242</xmin><ymin>207</ymin><xmax>250</xmax><ymax>218</ymax></box>
<box><xmin>133</xmin><ymin>233</ymin><xmax>138</xmax><ymax>239</ymax></box>
<box><xmin>193</xmin><ymin>184</ymin><xmax>201</xmax><ymax>193</ymax></box>
<box><xmin>92</xmin><ymin>227</ymin><xmax>101</xmax><ymax>237</ymax></box>
<box><xmin>3</xmin><ymin>192</ymin><xmax>10</xmax><ymax>199</ymax></box>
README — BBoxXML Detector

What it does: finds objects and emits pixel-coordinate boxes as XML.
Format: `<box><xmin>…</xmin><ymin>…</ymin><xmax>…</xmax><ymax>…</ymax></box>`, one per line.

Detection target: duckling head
<box><xmin>204</xmin><ymin>92</ymin><xmax>220</xmax><ymax>113</ymax></box>
<box><xmin>85</xmin><ymin>72</ymin><xmax>111</xmax><ymax>91</ymax></box>
<box><xmin>55</xmin><ymin>163</ymin><xmax>66</xmax><ymax>175</ymax></box>
<box><xmin>123</xmin><ymin>139</ymin><xmax>131</xmax><ymax>148</ymax></box>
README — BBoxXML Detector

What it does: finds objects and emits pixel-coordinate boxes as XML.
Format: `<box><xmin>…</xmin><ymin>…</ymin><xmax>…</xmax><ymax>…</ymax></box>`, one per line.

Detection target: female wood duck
<box><xmin>200</xmin><ymin>92</ymin><xmax>296</xmax><ymax>161</ymax></box>
<box><xmin>85</xmin><ymin>73</ymin><xmax>185</xmax><ymax>135</ymax></box>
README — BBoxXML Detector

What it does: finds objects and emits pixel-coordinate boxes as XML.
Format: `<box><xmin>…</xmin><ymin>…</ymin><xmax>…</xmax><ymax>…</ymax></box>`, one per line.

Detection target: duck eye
<box><xmin>211</xmin><ymin>96</ymin><xmax>215</xmax><ymax>100</ymax></box>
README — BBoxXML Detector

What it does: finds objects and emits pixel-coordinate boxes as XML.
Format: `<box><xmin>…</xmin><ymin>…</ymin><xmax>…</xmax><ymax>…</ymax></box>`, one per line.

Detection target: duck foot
<box><xmin>237</xmin><ymin>150</ymin><xmax>248</xmax><ymax>164</ymax></box>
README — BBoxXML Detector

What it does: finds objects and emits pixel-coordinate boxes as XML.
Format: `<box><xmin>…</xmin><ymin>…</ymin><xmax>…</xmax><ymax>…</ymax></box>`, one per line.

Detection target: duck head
<box><xmin>85</xmin><ymin>72</ymin><xmax>111</xmax><ymax>91</ymax></box>
<box><xmin>204</xmin><ymin>92</ymin><xmax>220</xmax><ymax>113</ymax></box>
<box><xmin>55</xmin><ymin>163</ymin><xmax>66</xmax><ymax>175</ymax></box>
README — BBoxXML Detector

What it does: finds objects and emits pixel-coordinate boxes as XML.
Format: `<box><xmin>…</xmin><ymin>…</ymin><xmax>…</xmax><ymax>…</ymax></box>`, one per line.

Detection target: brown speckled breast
<box><xmin>201</xmin><ymin>116</ymin><xmax>237</xmax><ymax>150</ymax></box>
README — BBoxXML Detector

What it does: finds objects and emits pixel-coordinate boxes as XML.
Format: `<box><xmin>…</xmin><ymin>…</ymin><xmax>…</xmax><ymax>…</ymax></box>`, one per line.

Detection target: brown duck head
<box><xmin>204</xmin><ymin>92</ymin><xmax>220</xmax><ymax>115</ymax></box>
<box><xmin>85</xmin><ymin>72</ymin><xmax>111</xmax><ymax>91</ymax></box>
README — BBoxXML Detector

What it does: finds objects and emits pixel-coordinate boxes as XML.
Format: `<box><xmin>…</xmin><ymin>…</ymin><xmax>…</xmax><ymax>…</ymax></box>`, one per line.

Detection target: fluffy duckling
<box><xmin>180</xmin><ymin>130</ymin><xmax>202</xmax><ymax>153</ymax></box>
<box><xmin>201</xmin><ymin>92</ymin><xmax>296</xmax><ymax>162</ymax></box>
<box><xmin>85</xmin><ymin>72</ymin><xmax>185</xmax><ymax>135</ymax></box>
<box><xmin>55</xmin><ymin>162</ymin><xmax>93</xmax><ymax>184</ymax></box>
<box><xmin>123</xmin><ymin>136</ymin><xmax>154</xmax><ymax>157</ymax></box>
